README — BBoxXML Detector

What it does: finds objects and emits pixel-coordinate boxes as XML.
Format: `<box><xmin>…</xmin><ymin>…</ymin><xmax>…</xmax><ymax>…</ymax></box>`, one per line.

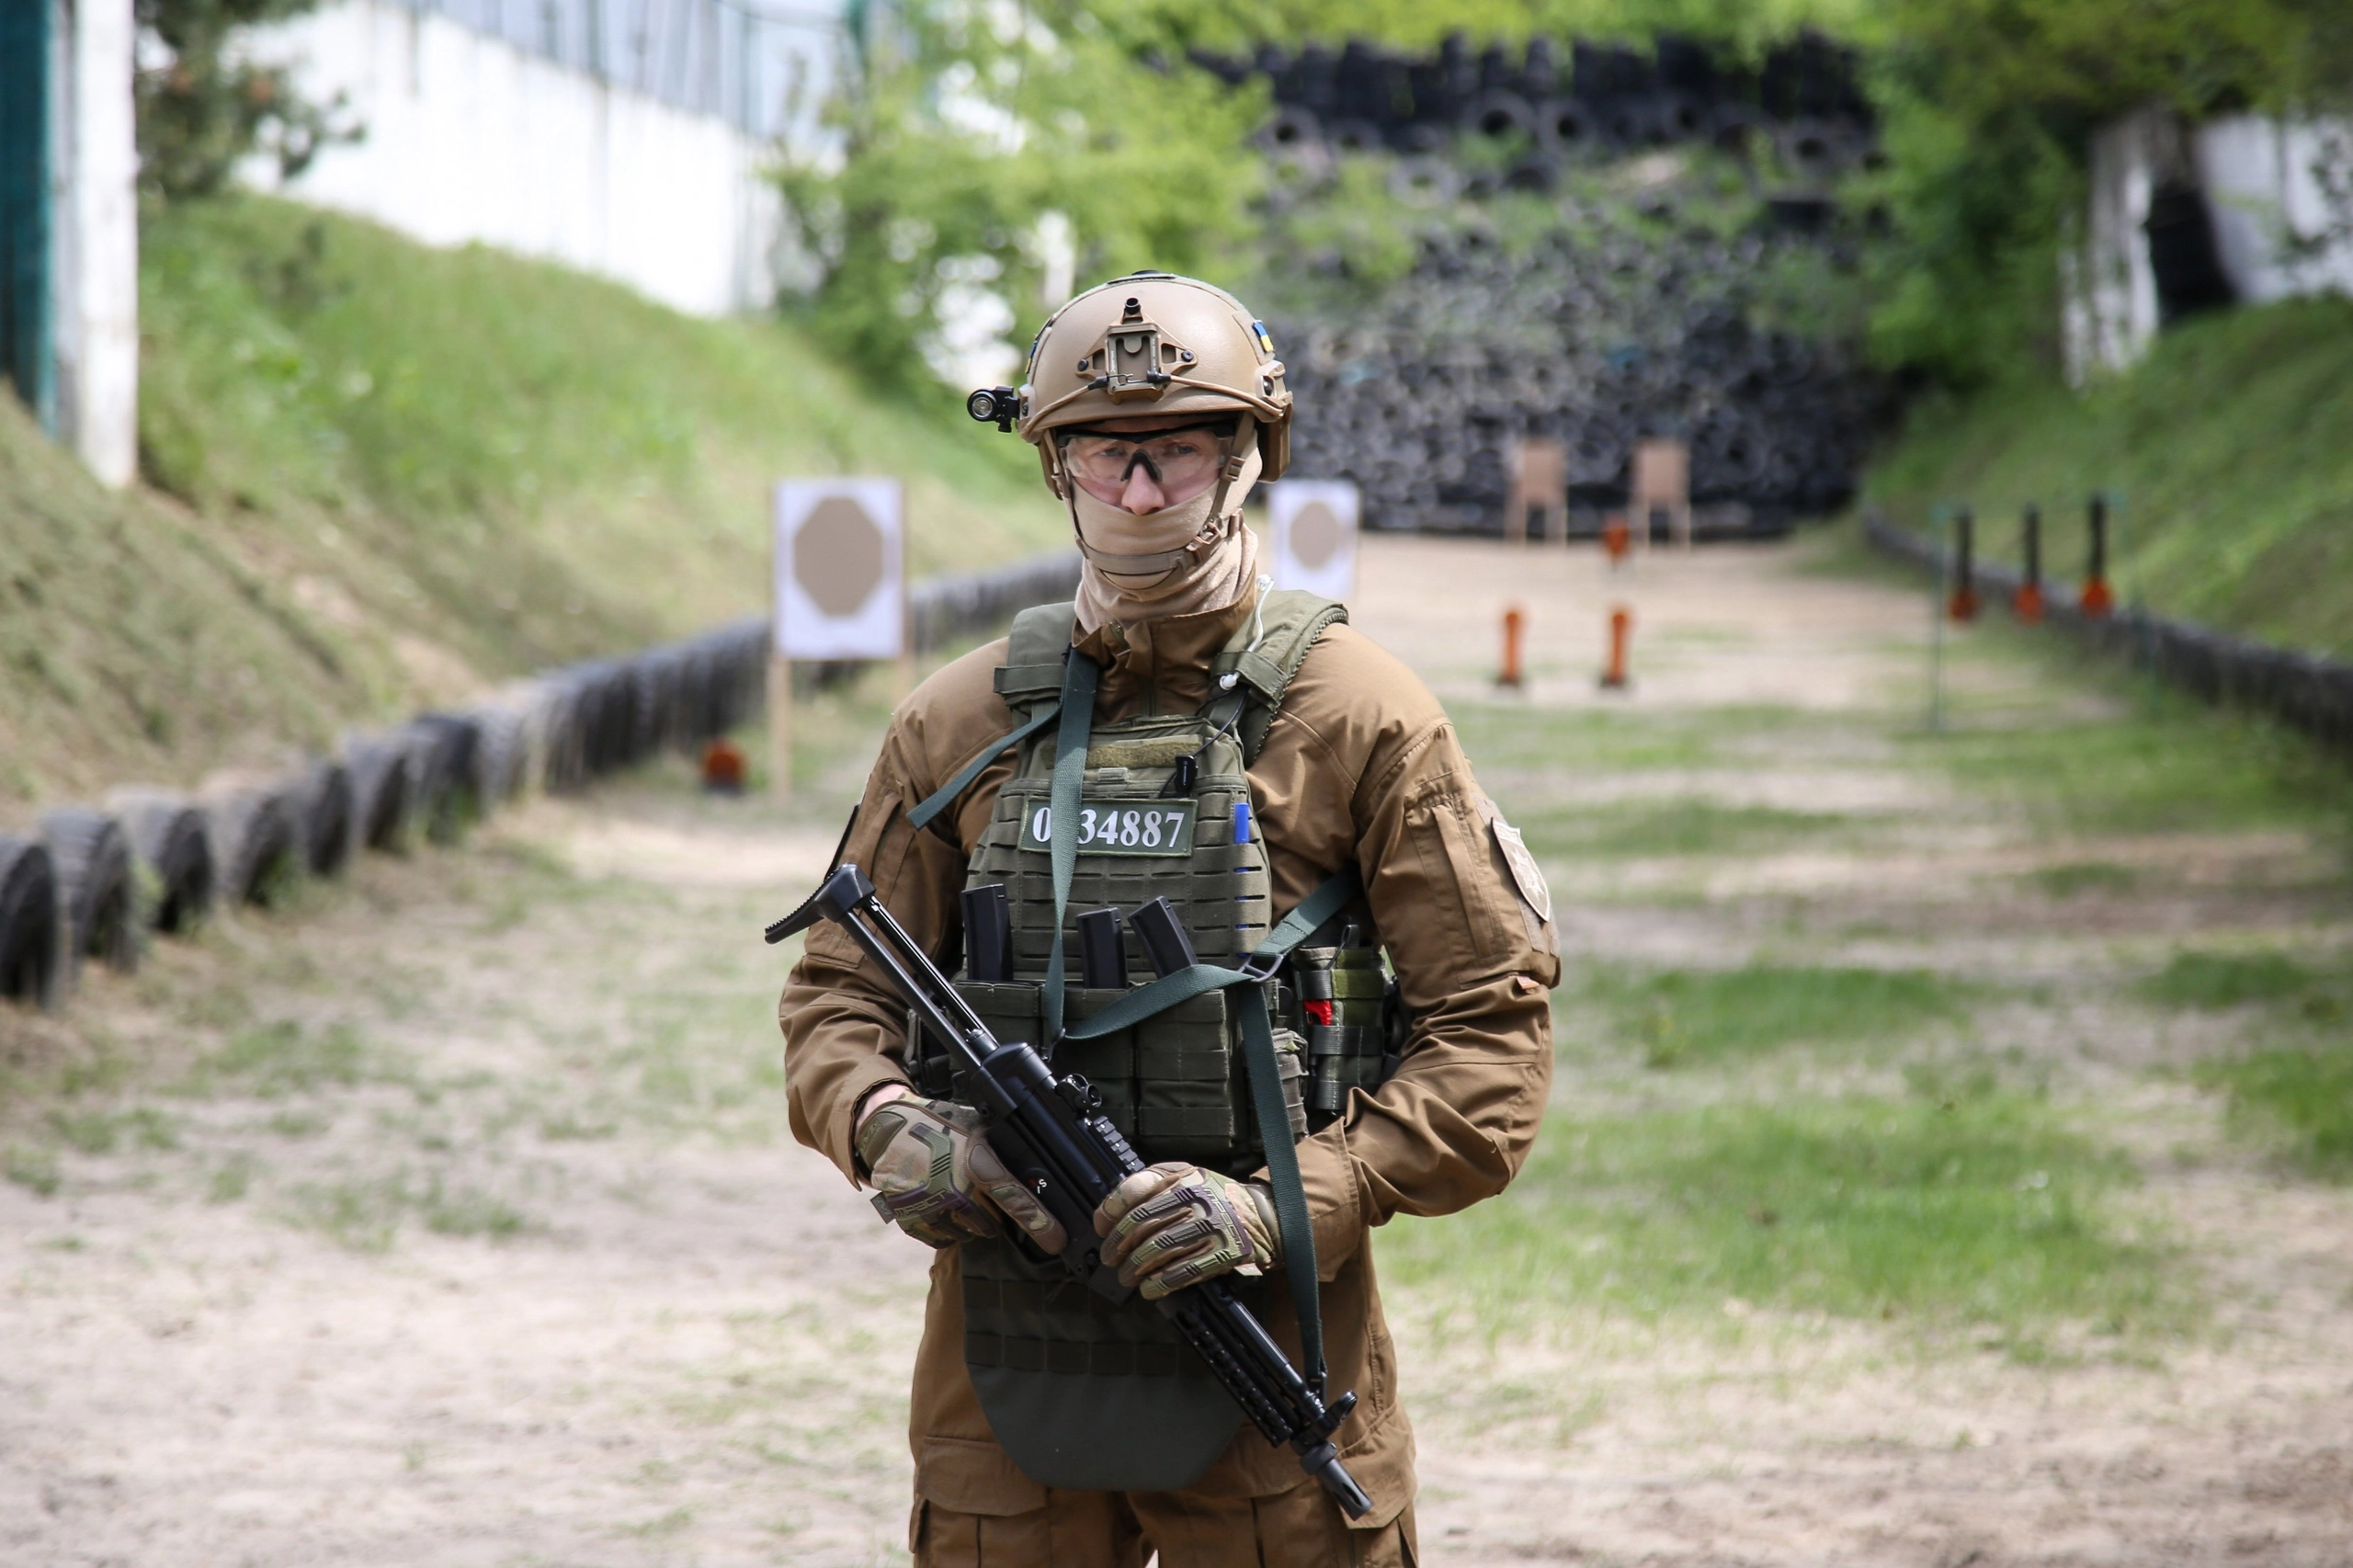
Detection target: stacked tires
<box><xmin>4</xmin><ymin>611</ymin><xmax>778</xmax><ymax>1014</ymax></box>
<box><xmin>1275</xmin><ymin>227</ymin><xmax>1885</xmax><ymax>535</ymax></box>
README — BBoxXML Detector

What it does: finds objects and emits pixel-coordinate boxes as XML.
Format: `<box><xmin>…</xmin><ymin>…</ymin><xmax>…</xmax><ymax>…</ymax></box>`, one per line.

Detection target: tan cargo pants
<box><xmin>911</xmin><ymin>1481</ymin><xmax>1416</xmax><ymax>1567</ymax></box>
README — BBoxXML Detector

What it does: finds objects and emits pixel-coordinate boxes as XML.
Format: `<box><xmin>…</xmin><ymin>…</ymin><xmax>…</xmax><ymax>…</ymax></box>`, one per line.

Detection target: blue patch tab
<box><xmin>1252</xmin><ymin>320</ymin><xmax>1275</xmax><ymax>354</ymax></box>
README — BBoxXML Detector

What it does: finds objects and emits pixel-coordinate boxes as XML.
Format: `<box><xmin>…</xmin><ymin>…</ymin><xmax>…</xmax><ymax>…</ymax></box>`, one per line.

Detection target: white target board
<box><xmin>1267</xmin><ymin>480</ymin><xmax>1360</xmax><ymax>601</ymax></box>
<box><xmin>773</xmin><ymin>479</ymin><xmax>905</xmax><ymax>660</ymax></box>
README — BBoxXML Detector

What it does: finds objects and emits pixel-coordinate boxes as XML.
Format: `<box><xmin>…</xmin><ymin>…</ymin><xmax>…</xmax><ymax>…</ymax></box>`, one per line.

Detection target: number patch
<box><xmin>1019</xmin><ymin>799</ymin><xmax>1199</xmax><ymax>857</ymax></box>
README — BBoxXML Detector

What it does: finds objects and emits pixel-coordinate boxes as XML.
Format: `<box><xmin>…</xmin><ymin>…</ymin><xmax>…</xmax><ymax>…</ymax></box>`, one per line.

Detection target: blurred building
<box><xmin>241</xmin><ymin>0</ymin><xmax>840</xmax><ymax>317</ymax></box>
<box><xmin>2066</xmin><ymin>106</ymin><xmax>2353</xmax><ymax>382</ymax></box>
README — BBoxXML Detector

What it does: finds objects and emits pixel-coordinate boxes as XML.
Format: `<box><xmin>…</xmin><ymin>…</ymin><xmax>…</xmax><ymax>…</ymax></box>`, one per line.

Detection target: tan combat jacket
<box><xmin>780</xmin><ymin>587</ymin><xmax>1559</xmax><ymax>1534</ymax></box>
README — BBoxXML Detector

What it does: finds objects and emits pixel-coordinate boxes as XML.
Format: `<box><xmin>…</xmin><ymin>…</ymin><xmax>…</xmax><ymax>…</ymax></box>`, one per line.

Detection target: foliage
<box><xmin>1853</xmin><ymin>0</ymin><xmax>2352</xmax><ymax>386</ymax></box>
<box><xmin>134</xmin><ymin>0</ymin><xmax>358</xmax><ymax>202</ymax></box>
<box><xmin>778</xmin><ymin>5</ymin><xmax>1267</xmax><ymax>398</ymax></box>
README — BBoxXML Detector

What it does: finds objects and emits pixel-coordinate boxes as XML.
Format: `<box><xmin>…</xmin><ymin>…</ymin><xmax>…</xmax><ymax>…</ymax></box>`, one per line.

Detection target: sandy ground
<box><xmin>4</xmin><ymin>534</ymin><xmax>2350</xmax><ymax>1567</ymax></box>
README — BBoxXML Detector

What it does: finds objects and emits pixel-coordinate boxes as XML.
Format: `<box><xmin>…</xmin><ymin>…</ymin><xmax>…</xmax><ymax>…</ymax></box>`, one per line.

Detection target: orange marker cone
<box><xmin>1498</xmin><ymin>605</ymin><xmax>1526</xmax><ymax>688</ymax></box>
<box><xmin>1600</xmin><ymin>605</ymin><xmax>1632</xmax><ymax>689</ymax></box>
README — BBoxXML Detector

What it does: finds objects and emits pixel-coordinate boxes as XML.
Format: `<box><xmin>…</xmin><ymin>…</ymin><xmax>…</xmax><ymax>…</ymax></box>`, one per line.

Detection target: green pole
<box><xmin>0</xmin><ymin>0</ymin><xmax>56</xmax><ymax>431</ymax></box>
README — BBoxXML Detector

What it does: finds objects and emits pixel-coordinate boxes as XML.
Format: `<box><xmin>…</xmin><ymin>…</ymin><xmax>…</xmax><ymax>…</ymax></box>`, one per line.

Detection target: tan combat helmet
<box><xmin>967</xmin><ymin>271</ymin><xmax>1292</xmax><ymax>507</ymax></box>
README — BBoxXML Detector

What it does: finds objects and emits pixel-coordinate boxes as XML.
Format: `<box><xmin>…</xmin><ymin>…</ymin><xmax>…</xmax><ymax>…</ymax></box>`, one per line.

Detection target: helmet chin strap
<box><xmin>1065</xmin><ymin>415</ymin><xmax>1258</xmax><ymax>585</ymax></box>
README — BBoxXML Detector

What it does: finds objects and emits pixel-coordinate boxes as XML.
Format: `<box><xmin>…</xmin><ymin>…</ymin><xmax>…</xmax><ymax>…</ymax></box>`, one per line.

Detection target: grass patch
<box><xmin>418</xmin><ymin>1179</ymin><xmax>531</xmax><ymax>1240</ymax></box>
<box><xmin>2197</xmin><ymin>1043</ymin><xmax>2353</xmax><ymax>1179</ymax></box>
<box><xmin>1575</xmin><ymin>962</ymin><xmax>1972</xmax><ymax>1068</ymax></box>
<box><xmin>1383</xmin><ymin>1085</ymin><xmax>2181</xmax><ymax>1347</ymax></box>
<box><xmin>1518</xmin><ymin>800</ymin><xmax>1853</xmax><ymax>860</ymax></box>
<box><xmin>5</xmin><ymin>1143</ymin><xmax>62</xmax><ymax>1197</ymax></box>
<box><xmin>2033</xmin><ymin>861</ymin><xmax>2141</xmax><ymax>898</ymax></box>
<box><xmin>290</xmin><ymin>1170</ymin><xmax>534</xmax><ymax>1250</ymax></box>
<box><xmin>540</xmin><ymin>1114</ymin><xmax>619</xmax><ymax>1142</ymax></box>
<box><xmin>209</xmin><ymin>1153</ymin><xmax>259</xmax><ymax>1203</ymax></box>
<box><xmin>48</xmin><ymin>1107</ymin><xmax>178</xmax><ymax>1154</ymax></box>
<box><xmin>176</xmin><ymin>1020</ymin><xmax>386</xmax><ymax>1098</ymax></box>
<box><xmin>2138</xmin><ymin>949</ymin><xmax>2345</xmax><ymax>1015</ymax></box>
<box><xmin>1449</xmin><ymin>704</ymin><xmax>1809</xmax><ymax>775</ymax></box>
<box><xmin>1897</xmin><ymin>679</ymin><xmax>2353</xmax><ymax>842</ymax></box>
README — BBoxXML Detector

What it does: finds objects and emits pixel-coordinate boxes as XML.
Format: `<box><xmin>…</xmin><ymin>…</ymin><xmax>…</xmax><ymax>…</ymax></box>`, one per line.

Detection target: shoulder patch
<box><xmin>1488</xmin><ymin>812</ymin><xmax>1552</xmax><ymax>924</ymax></box>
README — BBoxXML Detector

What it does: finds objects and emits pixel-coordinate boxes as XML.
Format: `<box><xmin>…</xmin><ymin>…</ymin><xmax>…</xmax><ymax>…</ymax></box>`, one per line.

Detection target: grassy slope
<box><xmin>1863</xmin><ymin>296</ymin><xmax>2353</xmax><ymax>660</ymax></box>
<box><xmin>0</xmin><ymin>196</ymin><xmax>1065</xmax><ymax>816</ymax></box>
<box><xmin>0</xmin><ymin>396</ymin><xmax>364</xmax><ymax>807</ymax></box>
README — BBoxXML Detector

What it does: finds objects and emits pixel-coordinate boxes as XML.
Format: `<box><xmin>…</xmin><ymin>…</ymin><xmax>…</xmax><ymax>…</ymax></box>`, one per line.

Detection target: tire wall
<box><xmin>7</xmin><ymin>561</ymin><xmax>1071</xmax><ymax>1013</ymax></box>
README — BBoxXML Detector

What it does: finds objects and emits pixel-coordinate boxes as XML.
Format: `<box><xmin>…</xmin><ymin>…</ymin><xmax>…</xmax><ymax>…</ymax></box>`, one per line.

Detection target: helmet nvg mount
<box><xmin>968</xmin><ymin>271</ymin><xmax>1292</xmax><ymax>497</ymax></box>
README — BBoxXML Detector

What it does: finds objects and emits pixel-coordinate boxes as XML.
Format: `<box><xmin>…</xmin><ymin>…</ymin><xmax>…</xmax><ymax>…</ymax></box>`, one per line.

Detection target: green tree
<box><xmin>136</xmin><ymin>0</ymin><xmax>359</xmax><ymax>202</ymax></box>
<box><xmin>779</xmin><ymin>4</ymin><xmax>1267</xmax><ymax>399</ymax></box>
<box><xmin>1857</xmin><ymin>0</ymin><xmax>2352</xmax><ymax>386</ymax></box>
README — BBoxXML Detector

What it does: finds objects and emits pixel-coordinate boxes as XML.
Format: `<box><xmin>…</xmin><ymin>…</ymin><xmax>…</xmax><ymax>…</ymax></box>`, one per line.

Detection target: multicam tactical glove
<box><xmin>854</xmin><ymin>1088</ymin><xmax>1068</xmax><ymax>1253</ymax></box>
<box><xmin>1095</xmin><ymin>1162</ymin><xmax>1280</xmax><ymax>1301</ymax></box>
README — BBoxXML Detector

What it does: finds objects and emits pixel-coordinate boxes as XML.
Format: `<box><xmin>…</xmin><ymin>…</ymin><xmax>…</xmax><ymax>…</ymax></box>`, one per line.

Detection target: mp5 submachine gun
<box><xmin>767</xmin><ymin>862</ymin><xmax>1372</xmax><ymax>1517</ymax></box>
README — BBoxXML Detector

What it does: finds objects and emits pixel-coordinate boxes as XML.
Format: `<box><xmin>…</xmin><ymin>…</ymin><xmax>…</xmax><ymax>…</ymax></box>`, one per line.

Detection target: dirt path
<box><xmin>4</xmin><ymin>535</ymin><xmax>2350</xmax><ymax>1566</ymax></box>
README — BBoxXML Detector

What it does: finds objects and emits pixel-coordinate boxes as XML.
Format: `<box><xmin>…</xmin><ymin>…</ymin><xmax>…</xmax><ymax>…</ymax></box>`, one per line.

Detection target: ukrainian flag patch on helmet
<box><xmin>1252</xmin><ymin>321</ymin><xmax>1275</xmax><ymax>354</ymax></box>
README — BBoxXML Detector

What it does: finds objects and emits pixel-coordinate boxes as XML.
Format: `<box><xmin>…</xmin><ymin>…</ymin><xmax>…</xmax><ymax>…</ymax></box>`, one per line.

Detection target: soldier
<box><xmin>780</xmin><ymin>272</ymin><xmax>1558</xmax><ymax>1567</ymax></box>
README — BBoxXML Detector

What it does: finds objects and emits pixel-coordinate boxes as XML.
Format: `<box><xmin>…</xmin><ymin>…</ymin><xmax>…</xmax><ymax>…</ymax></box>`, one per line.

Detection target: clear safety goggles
<box><xmin>1060</xmin><ymin>422</ymin><xmax>1233</xmax><ymax>506</ymax></box>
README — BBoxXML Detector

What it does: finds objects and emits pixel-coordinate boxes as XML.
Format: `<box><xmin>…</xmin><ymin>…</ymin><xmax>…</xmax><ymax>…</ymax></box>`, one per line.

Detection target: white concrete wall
<box><xmin>246</xmin><ymin>0</ymin><xmax>784</xmax><ymax>317</ymax></box>
<box><xmin>60</xmin><ymin>0</ymin><xmax>138</xmax><ymax>486</ymax></box>
<box><xmin>2198</xmin><ymin>114</ymin><xmax>2353</xmax><ymax>305</ymax></box>
<box><xmin>2064</xmin><ymin>106</ymin><xmax>2353</xmax><ymax>383</ymax></box>
<box><xmin>2063</xmin><ymin>108</ymin><xmax>2169</xmax><ymax>384</ymax></box>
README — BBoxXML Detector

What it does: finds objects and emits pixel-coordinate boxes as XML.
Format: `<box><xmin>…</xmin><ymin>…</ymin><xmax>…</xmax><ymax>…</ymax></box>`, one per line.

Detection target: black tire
<box><xmin>105</xmin><ymin>790</ymin><xmax>215</xmax><ymax>936</ymax></box>
<box><xmin>344</xmin><ymin>733</ymin><xmax>416</xmax><ymax>852</ymax></box>
<box><xmin>1388</xmin><ymin>156</ymin><xmax>1460</xmax><ymax>207</ymax></box>
<box><xmin>200</xmin><ymin>776</ymin><xmax>303</xmax><ymax>907</ymax></box>
<box><xmin>1257</xmin><ymin>106</ymin><xmax>1321</xmax><ymax>151</ymax></box>
<box><xmin>464</xmin><ymin>703</ymin><xmax>529</xmax><ymax>809</ymax></box>
<box><xmin>40</xmin><ymin>808</ymin><xmax>138</xmax><ymax>977</ymax></box>
<box><xmin>1459</xmin><ymin>90</ymin><xmax>1534</xmax><ymax>140</ymax></box>
<box><xmin>1533</xmin><ymin>97</ymin><xmax>1597</xmax><ymax>153</ymax></box>
<box><xmin>290</xmin><ymin>758</ymin><xmax>354</xmax><ymax>878</ymax></box>
<box><xmin>1324</xmin><ymin>119</ymin><xmax>1384</xmax><ymax>153</ymax></box>
<box><xmin>0</xmin><ymin>835</ymin><xmax>61</xmax><ymax>1008</ymax></box>
<box><xmin>1777</xmin><ymin>118</ymin><xmax>1855</xmax><ymax>180</ymax></box>
<box><xmin>1504</xmin><ymin>154</ymin><xmax>1559</xmax><ymax>193</ymax></box>
<box><xmin>406</xmin><ymin>715</ymin><xmax>481</xmax><ymax>845</ymax></box>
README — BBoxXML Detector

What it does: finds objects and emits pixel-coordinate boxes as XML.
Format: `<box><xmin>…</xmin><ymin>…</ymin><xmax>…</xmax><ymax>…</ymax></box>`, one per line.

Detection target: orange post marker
<box><xmin>1498</xmin><ymin>605</ymin><xmax>1526</xmax><ymax>688</ymax></box>
<box><xmin>2013</xmin><ymin>503</ymin><xmax>2044</xmax><ymax>625</ymax></box>
<box><xmin>701</xmin><ymin>737</ymin><xmax>747</xmax><ymax>795</ymax></box>
<box><xmin>1948</xmin><ymin>506</ymin><xmax>1979</xmax><ymax>622</ymax></box>
<box><xmin>1600</xmin><ymin>605</ymin><xmax>1632</xmax><ymax>689</ymax></box>
<box><xmin>1601</xmin><ymin>511</ymin><xmax>1631</xmax><ymax>563</ymax></box>
<box><xmin>2080</xmin><ymin>494</ymin><xmax>2113</xmax><ymax>618</ymax></box>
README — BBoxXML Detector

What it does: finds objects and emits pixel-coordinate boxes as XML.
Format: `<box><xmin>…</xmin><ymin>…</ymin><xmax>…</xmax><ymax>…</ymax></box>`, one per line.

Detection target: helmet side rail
<box><xmin>767</xmin><ymin>863</ymin><xmax>1373</xmax><ymax>1517</ymax></box>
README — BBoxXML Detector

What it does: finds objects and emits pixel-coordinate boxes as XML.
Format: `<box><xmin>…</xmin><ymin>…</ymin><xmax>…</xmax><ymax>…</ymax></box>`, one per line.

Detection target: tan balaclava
<box><xmin>1070</xmin><ymin>441</ymin><xmax>1263</xmax><ymax>631</ymax></box>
